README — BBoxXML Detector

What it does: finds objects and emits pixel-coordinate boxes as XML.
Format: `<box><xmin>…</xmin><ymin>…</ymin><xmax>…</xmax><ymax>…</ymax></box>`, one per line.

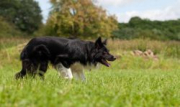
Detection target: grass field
<box><xmin>0</xmin><ymin>38</ymin><xmax>180</xmax><ymax>107</ymax></box>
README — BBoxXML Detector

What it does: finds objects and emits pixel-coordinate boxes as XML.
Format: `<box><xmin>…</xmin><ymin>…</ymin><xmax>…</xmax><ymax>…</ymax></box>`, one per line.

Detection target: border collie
<box><xmin>15</xmin><ymin>37</ymin><xmax>116</xmax><ymax>80</ymax></box>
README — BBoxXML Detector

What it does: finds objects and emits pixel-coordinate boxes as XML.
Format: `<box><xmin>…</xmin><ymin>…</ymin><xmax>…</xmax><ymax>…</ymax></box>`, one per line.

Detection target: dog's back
<box><xmin>21</xmin><ymin>37</ymin><xmax>75</xmax><ymax>59</ymax></box>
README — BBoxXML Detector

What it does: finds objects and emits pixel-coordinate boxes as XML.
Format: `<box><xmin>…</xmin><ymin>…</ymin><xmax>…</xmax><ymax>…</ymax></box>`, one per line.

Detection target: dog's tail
<box><xmin>32</xmin><ymin>44</ymin><xmax>51</xmax><ymax>59</ymax></box>
<box><xmin>20</xmin><ymin>44</ymin><xmax>51</xmax><ymax>61</ymax></box>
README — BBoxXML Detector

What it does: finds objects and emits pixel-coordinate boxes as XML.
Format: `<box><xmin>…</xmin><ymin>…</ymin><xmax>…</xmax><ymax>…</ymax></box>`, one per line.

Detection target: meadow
<box><xmin>0</xmin><ymin>37</ymin><xmax>180</xmax><ymax>107</ymax></box>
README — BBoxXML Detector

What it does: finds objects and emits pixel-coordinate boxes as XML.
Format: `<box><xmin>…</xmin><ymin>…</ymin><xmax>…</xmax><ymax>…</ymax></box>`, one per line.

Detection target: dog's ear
<box><xmin>95</xmin><ymin>37</ymin><xmax>103</xmax><ymax>48</ymax></box>
<box><xmin>102</xmin><ymin>39</ymin><xmax>107</xmax><ymax>45</ymax></box>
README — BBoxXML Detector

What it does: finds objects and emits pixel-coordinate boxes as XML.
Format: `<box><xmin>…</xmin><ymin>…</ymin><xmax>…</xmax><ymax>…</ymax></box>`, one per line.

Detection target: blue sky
<box><xmin>35</xmin><ymin>0</ymin><xmax>180</xmax><ymax>23</ymax></box>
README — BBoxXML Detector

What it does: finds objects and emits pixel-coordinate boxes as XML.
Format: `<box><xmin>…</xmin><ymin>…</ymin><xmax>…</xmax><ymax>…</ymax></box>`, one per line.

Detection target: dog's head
<box><xmin>92</xmin><ymin>37</ymin><xmax>116</xmax><ymax>67</ymax></box>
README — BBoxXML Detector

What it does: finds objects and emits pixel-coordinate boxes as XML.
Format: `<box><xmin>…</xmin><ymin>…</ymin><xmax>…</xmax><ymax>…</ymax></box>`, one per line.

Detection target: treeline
<box><xmin>0</xmin><ymin>0</ymin><xmax>42</xmax><ymax>37</ymax></box>
<box><xmin>1</xmin><ymin>0</ymin><xmax>180</xmax><ymax>40</ymax></box>
<box><xmin>113</xmin><ymin>17</ymin><xmax>180</xmax><ymax>40</ymax></box>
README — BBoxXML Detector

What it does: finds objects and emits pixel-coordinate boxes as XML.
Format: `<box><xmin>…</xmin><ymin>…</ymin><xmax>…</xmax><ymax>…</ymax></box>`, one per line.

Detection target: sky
<box><xmin>35</xmin><ymin>0</ymin><xmax>180</xmax><ymax>23</ymax></box>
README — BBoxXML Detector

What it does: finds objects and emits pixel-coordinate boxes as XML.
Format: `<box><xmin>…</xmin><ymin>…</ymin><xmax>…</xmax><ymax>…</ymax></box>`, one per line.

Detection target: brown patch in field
<box><xmin>132</xmin><ymin>49</ymin><xmax>158</xmax><ymax>61</ymax></box>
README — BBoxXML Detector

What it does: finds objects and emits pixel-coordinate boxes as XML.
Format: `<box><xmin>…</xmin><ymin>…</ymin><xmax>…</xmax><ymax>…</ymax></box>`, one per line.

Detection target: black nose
<box><xmin>108</xmin><ymin>56</ymin><xmax>116</xmax><ymax>61</ymax></box>
<box><xmin>112</xmin><ymin>56</ymin><xmax>116</xmax><ymax>61</ymax></box>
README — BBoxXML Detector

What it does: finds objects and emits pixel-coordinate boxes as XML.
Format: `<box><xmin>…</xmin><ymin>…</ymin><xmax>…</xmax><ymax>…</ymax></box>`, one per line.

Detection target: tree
<box><xmin>46</xmin><ymin>0</ymin><xmax>118</xmax><ymax>38</ymax></box>
<box><xmin>0</xmin><ymin>0</ymin><xmax>42</xmax><ymax>34</ymax></box>
<box><xmin>114</xmin><ymin>17</ymin><xmax>180</xmax><ymax>40</ymax></box>
<box><xmin>0</xmin><ymin>16</ymin><xmax>22</xmax><ymax>37</ymax></box>
<box><xmin>129</xmin><ymin>16</ymin><xmax>142</xmax><ymax>28</ymax></box>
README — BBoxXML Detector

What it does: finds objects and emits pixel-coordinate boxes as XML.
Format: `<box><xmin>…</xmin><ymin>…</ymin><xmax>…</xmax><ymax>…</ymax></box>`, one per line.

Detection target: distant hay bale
<box><xmin>132</xmin><ymin>49</ymin><xmax>158</xmax><ymax>61</ymax></box>
<box><xmin>132</xmin><ymin>50</ymin><xmax>143</xmax><ymax>56</ymax></box>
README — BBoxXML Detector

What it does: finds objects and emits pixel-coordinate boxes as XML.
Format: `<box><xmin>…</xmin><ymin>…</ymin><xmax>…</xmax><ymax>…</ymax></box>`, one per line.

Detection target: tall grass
<box><xmin>108</xmin><ymin>39</ymin><xmax>180</xmax><ymax>59</ymax></box>
<box><xmin>0</xmin><ymin>37</ymin><xmax>180</xmax><ymax>69</ymax></box>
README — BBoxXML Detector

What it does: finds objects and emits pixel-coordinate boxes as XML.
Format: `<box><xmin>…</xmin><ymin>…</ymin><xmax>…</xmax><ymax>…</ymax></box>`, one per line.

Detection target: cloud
<box><xmin>116</xmin><ymin>1</ymin><xmax>180</xmax><ymax>22</ymax></box>
<box><xmin>36</xmin><ymin>0</ymin><xmax>180</xmax><ymax>23</ymax></box>
<box><xmin>96</xmin><ymin>0</ymin><xmax>142</xmax><ymax>7</ymax></box>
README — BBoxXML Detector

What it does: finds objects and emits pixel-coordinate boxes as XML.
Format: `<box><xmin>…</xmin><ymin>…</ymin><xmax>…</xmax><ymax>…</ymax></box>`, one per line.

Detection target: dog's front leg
<box><xmin>60</xmin><ymin>68</ymin><xmax>73</xmax><ymax>79</ymax></box>
<box><xmin>72</xmin><ymin>70</ymin><xmax>86</xmax><ymax>81</ymax></box>
<box><xmin>71</xmin><ymin>63</ymin><xmax>86</xmax><ymax>81</ymax></box>
<box><xmin>55</xmin><ymin>63</ymin><xmax>73</xmax><ymax>79</ymax></box>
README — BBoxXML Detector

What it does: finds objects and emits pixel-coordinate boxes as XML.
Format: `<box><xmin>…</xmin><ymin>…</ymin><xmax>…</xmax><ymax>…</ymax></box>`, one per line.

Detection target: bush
<box><xmin>0</xmin><ymin>17</ymin><xmax>22</xmax><ymax>37</ymax></box>
<box><xmin>113</xmin><ymin>17</ymin><xmax>180</xmax><ymax>41</ymax></box>
<box><xmin>0</xmin><ymin>0</ymin><xmax>42</xmax><ymax>34</ymax></box>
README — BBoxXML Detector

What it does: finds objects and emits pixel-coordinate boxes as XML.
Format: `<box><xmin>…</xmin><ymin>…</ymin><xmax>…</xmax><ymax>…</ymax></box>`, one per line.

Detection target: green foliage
<box><xmin>113</xmin><ymin>16</ymin><xmax>180</xmax><ymax>40</ymax></box>
<box><xmin>0</xmin><ymin>17</ymin><xmax>22</xmax><ymax>37</ymax></box>
<box><xmin>0</xmin><ymin>0</ymin><xmax>42</xmax><ymax>34</ymax></box>
<box><xmin>46</xmin><ymin>0</ymin><xmax>118</xmax><ymax>38</ymax></box>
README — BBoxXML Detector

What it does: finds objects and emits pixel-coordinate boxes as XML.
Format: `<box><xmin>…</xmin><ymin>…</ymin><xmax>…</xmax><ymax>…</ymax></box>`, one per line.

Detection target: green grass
<box><xmin>0</xmin><ymin>38</ymin><xmax>180</xmax><ymax>106</ymax></box>
<box><xmin>1</xmin><ymin>67</ymin><xmax>180</xmax><ymax>107</ymax></box>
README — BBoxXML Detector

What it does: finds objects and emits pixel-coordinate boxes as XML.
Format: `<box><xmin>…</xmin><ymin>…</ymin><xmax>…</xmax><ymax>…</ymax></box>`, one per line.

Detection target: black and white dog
<box><xmin>15</xmin><ymin>37</ymin><xmax>116</xmax><ymax>80</ymax></box>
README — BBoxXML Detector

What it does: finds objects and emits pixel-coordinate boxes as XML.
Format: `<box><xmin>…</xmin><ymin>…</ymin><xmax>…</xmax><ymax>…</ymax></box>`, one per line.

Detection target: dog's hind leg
<box><xmin>15</xmin><ymin>69</ymin><xmax>26</xmax><ymax>79</ymax></box>
<box><xmin>38</xmin><ymin>61</ymin><xmax>48</xmax><ymax>79</ymax></box>
<box><xmin>30</xmin><ymin>62</ymin><xmax>39</xmax><ymax>78</ymax></box>
<box><xmin>15</xmin><ymin>59</ymin><xmax>39</xmax><ymax>79</ymax></box>
<box><xmin>55</xmin><ymin>63</ymin><xmax>73</xmax><ymax>79</ymax></box>
<box><xmin>15</xmin><ymin>59</ymin><xmax>30</xmax><ymax>79</ymax></box>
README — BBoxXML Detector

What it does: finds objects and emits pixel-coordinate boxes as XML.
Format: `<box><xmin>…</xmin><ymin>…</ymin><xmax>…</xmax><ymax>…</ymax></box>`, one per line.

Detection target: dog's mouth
<box><xmin>101</xmin><ymin>59</ymin><xmax>110</xmax><ymax>67</ymax></box>
<box><xmin>100</xmin><ymin>56</ymin><xmax>116</xmax><ymax>67</ymax></box>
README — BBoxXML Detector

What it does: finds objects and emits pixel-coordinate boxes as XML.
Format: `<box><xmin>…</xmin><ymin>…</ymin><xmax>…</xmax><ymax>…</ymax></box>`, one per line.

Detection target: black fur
<box><xmin>15</xmin><ymin>36</ymin><xmax>116</xmax><ymax>79</ymax></box>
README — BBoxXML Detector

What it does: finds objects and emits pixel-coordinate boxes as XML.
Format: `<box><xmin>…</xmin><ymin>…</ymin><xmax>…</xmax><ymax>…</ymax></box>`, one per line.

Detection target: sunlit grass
<box><xmin>1</xmin><ymin>67</ymin><xmax>180</xmax><ymax>106</ymax></box>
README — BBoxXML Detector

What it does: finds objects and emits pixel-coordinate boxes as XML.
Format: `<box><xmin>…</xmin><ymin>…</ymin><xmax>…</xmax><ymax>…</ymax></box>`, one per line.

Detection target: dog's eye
<box><xmin>103</xmin><ymin>51</ymin><xmax>110</xmax><ymax>55</ymax></box>
<box><xmin>103</xmin><ymin>52</ymin><xmax>107</xmax><ymax>54</ymax></box>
